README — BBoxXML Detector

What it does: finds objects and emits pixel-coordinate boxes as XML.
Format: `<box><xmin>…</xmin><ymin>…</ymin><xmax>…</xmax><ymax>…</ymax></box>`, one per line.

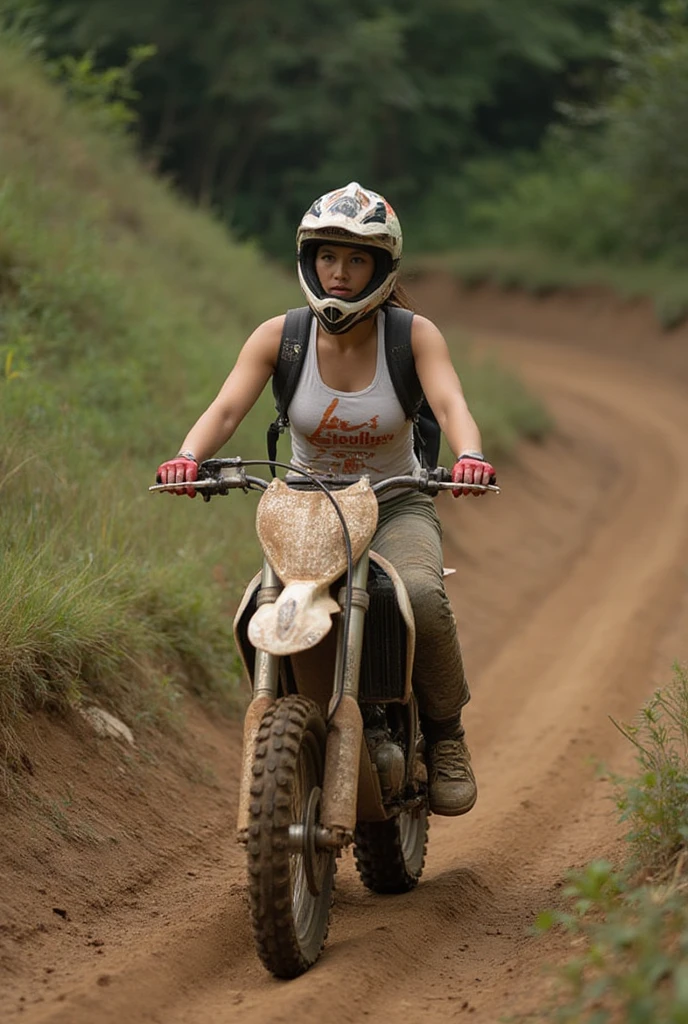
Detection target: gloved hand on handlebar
<box><xmin>451</xmin><ymin>453</ymin><xmax>496</xmax><ymax>498</ymax></box>
<box><xmin>156</xmin><ymin>453</ymin><xmax>198</xmax><ymax>497</ymax></box>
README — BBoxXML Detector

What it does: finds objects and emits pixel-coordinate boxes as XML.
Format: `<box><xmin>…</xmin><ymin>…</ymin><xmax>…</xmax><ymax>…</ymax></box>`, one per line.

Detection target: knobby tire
<box><xmin>354</xmin><ymin>805</ymin><xmax>429</xmax><ymax>894</ymax></box>
<box><xmin>247</xmin><ymin>695</ymin><xmax>335</xmax><ymax>978</ymax></box>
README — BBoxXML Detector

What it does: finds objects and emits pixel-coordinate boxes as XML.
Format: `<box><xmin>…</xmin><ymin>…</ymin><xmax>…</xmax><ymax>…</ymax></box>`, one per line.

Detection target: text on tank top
<box><xmin>288</xmin><ymin>310</ymin><xmax>421</xmax><ymax>484</ymax></box>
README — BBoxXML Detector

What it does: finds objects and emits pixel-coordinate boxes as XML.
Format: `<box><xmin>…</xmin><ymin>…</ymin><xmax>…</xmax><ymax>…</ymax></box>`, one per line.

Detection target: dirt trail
<box><xmin>3</xmin><ymin>282</ymin><xmax>688</xmax><ymax>1023</ymax></box>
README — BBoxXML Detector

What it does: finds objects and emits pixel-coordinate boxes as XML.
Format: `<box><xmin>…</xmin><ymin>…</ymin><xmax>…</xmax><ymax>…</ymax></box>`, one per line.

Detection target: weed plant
<box><xmin>0</xmin><ymin>39</ymin><xmax>550</xmax><ymax>765</ymax></box>
<box><xmin>614</xmin><ymin>668</ymin><xmax>688</xmax><ymax>871</ymax></box>
<box><xmin>534</xmin><ymin>666</ymin><xmax>688</xmax><ymax>1023</ymax></box>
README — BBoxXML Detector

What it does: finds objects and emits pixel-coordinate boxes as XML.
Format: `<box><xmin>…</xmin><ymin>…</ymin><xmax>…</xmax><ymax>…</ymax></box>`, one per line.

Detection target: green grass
<box><xmin>530</xmin><ymin>666</ymin><xmax>688</xmax><ymax>1023</ymax></box>
<box><xmin>0</xmin><ymin>39</ymin><xmax>296</xmax><ymax>750</ymax></box>
<box><xmin>411</xmin><ymin>248</ymin><xmax>688</xmax><ymax>331</ymax></box>
<box><xmin>0</xmin><ymin>39</ymin><xmax>550</xmax><ymax>765</ymax></box>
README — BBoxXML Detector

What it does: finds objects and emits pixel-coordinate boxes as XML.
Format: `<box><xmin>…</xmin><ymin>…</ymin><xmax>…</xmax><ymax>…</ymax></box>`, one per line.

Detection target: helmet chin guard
<box><xmin>296</xmin><ymin>182</ymin><xmax>403</xmax><ymax>335</ymax></box>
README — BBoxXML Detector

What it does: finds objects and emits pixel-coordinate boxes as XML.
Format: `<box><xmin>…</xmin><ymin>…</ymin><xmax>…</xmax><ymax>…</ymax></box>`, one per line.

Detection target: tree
<box><xmin>24</xmin><ymin>0</ymin><xmax>629</xmax><ymax>254</ymax></box>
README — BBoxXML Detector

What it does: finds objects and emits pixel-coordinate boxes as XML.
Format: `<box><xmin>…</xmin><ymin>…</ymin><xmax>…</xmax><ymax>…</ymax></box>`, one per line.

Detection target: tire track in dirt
<box><xmin>5</xmin><ymin>319</ymin><xmax>688</xmax><ymax>1024</ymax></box>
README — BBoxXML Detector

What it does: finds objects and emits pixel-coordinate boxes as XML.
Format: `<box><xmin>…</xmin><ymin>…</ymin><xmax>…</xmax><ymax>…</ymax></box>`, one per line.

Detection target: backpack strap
<box><xmin>267</xmin><ymin>306</ymin><xmax>313</xmax><ymax>474</ymax></box>
<box><xmin>384</xmin><ymin>305</ymin><xmax>441</xmax><ymax>469</ymax></box>
<box><xmin>383</xmin><ymin>306</ymin><xmax>423</xmax><ymax>418</ymax></box>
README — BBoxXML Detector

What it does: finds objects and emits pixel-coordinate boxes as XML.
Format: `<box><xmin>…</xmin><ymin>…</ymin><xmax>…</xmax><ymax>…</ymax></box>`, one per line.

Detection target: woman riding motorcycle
<box><xmin>156</xmin><ymin>181</ymin><xmax>496</xmax><ymax>816</ymax></box>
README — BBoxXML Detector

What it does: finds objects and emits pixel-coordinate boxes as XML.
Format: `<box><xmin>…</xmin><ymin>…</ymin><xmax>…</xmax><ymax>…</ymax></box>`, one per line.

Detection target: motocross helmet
<box><xmin>297</xmin><ymin>181</ymin><xmax>403</xmax><ymax>334</ymax></box>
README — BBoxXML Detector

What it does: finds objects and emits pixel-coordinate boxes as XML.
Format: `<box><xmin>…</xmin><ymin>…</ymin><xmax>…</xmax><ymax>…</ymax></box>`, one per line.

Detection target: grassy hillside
<box><xmin>0</xmin><ymin>42</ymin><xmax>549</xmax><ymax>759</ymax></box>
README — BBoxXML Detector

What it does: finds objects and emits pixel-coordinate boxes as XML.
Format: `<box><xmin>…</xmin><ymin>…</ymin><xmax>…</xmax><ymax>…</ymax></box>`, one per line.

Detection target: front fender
<box><xmin>247</xmin><ymin>580</ymin><xmax>340</xmax><ymax>656</ymax></box>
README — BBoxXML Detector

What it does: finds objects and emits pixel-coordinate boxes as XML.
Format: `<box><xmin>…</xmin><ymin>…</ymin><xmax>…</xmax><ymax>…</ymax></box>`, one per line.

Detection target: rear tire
<box><xmin>246</xmin><ymin>695</ymin><xmax>335</xmax><ymax>979</ymax></box>
<box><xmin>354</xmin><ymin>804</ymin><xmax>429</xmax><ymax>894</ymax></box>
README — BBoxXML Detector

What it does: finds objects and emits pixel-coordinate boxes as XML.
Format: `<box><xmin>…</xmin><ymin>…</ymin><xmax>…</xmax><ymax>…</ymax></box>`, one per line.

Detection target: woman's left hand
<box><xmin>451</xmin><ymin>456</ymin><xmax>496</xmax><ymax>497</ymax></box>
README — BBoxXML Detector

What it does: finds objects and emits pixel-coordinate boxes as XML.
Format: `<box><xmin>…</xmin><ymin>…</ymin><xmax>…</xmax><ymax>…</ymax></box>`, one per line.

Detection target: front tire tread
<box><xmin>247</xmin><ymin>696</ymin><xmax>335</xmax><ymax>978</ymax></box>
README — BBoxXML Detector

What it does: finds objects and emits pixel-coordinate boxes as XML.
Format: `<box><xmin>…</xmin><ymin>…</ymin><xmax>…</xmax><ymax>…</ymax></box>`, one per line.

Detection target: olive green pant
<box><xmin>372</xmin><ymin>492</ymin><xmax>470</xmax><ymax>731</ymax></box>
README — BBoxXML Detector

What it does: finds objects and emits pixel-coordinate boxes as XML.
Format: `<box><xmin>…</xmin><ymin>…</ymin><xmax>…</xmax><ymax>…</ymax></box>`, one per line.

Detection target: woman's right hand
<box><xmin>156</xmin><ymin>455</ymin><xmax>198</xmax><ymax>497</ymax></box>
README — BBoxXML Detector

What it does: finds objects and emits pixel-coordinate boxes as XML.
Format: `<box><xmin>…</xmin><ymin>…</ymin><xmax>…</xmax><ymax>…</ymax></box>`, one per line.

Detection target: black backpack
<box><xmin>267</xmin><ymin>305</ymin><xmax>441</xmax><ymax>474</ymax></box>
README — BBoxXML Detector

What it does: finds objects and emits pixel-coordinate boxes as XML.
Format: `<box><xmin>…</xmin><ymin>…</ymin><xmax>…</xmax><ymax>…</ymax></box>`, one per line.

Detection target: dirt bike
<box><xmin>151</xmin><ymin>458</ymin><xmax>498</xmax><ymax>979</ymax></box>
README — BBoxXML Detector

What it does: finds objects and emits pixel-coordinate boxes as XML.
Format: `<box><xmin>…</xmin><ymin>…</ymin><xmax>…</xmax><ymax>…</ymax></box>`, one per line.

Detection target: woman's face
<box><xmin>315</xmin><ymin>244</ymin><xmax>376</xmax><ymax>299</ymax></box>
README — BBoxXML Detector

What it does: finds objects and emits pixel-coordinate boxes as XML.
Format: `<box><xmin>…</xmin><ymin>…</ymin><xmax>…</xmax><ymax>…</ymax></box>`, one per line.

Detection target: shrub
<box><xmin>465</xmin><ymin>138</ymin><xmax>632</xmax><ymax>262</ymax></box>
<box><xmin>535</xmin><ymin>666</ymin><xmax>688</xmax><ymax>1023</ymax></box>
<box><xmin>612</xmin><ymin>665</ymin><xmax>688</xmax><ymax>872</ymax></box>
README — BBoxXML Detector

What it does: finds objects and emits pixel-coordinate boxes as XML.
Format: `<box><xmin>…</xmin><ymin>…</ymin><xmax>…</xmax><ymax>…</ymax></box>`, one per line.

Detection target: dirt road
<box><xmin>3</xmin><ymin>284</ymin><xmax>688</xmax><ymax>1023</ymax></box>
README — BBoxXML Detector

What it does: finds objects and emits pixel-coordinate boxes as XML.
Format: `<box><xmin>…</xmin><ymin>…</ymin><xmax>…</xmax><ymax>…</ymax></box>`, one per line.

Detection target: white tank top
<box><xmin>288</xmin><ymin>311</ymin><xmax>421</xmax><ymax>487</ymax></box>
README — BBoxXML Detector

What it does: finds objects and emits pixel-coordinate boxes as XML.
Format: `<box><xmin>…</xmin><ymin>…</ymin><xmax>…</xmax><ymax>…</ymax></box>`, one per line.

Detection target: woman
<box><xmin>157</xmin><ymin>181</ymin><xmax>496</xmax><ymax>816</ymax></box>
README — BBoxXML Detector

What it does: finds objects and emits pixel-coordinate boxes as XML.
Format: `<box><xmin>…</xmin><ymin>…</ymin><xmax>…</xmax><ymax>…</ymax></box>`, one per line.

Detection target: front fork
<box><xmin>236</xmin><ymin>553</ymin><xmax>370</xmax><ymax>847</ymax></box>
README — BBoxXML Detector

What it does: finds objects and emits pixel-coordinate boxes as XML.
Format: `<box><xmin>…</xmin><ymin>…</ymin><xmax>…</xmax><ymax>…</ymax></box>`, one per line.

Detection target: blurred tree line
<box><xmin>0</xmin><ymin>0</ymin><xmax>641</xmax><ymax>253</ymax></box>
<box><xmin>469</xmin><ymin>0</ymin><xmax>688</xmax><ymax>264</ymax></box>
<box><xmin>1</xmin><ymin>0</ymin><xmax>682</xmax><ymax>262</ymax></box>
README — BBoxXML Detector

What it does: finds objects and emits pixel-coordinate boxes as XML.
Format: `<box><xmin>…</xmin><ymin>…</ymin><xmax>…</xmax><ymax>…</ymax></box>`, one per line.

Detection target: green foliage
<box><xmin>612</xmin><ymin>666</ymin><xmax>688</xmax><ymax>871</ymax></box>
<box><xmin>533</xmin><ymin>667</ymin><xmax>688</xmax><ymax>1023</ymax></box>
<box><xmin>10</xmin><ymin>0</ymin><xmax>685</xmax><ymax>272</ymax></box>
<box><xmin>436</xmin><ymin>1</ymin><xmax>688</xmax><ymax>280</ymax></box>
<box><xmin>0</xmin><ymin>0</ymin><xmax>47</xmax><ymax>50</ymax></box>
<box><xmin>604</xmin><ymin>0</ymin><xmax>688</xmax><ymax>257</ymax></box>
<box><xmin>467</xmin><ymin>141</ymin><xmax>632</xmax><ymax>262</ymax></box>
<box><xmin>48</xmin><ymin>44</ymin><xmax>155</xmax><ymax>132</ymax></box>
<box><xmin>539</xmin><ymin>866</ymin><xmax>688</xmax><ymax>1023</ymax></box>
<box><xmin>15</xmin><ymin>0</ymin><xmax>620</xmax><ymax>256</ymax></box>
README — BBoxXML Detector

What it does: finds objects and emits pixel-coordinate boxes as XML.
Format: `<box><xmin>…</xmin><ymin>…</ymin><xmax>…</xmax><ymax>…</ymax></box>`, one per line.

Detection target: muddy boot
<box><xmin>424</xmin><ymin>720</ymin><xmax>477</xmax><ymax>816</ymax></box>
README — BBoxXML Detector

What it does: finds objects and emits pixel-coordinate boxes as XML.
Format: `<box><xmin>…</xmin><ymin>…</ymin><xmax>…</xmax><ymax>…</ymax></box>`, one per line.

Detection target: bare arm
<box><xmin>411</xmin><ymin>315</ymin><xmax>483</xmax><ymax>458</ymax></box>
<box><xmin>178</xmin><ymin>315</ymin><xmax>285</xmax><ymax>463</ymax></box>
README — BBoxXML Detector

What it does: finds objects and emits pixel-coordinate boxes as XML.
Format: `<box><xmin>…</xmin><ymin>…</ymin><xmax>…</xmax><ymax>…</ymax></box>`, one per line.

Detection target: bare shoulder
<box><xmin>248</xmin><ymin>314</ymin><xmax>286</xmax><ymax>345</ymax></box>
<box><xmin>242</xmin><ymin>314</ymin><xmax>287</xmax><ymax>367</ymax></box>
<box><xmin>410</xmin><ymin>313</ymin><xmax>448</xmax><ymax>356</ymax></box>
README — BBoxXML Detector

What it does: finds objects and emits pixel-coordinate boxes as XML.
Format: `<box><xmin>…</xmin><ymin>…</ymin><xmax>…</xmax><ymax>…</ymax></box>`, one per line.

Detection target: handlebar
<box><xmin>149</xmin><ymin>458</ymin><xmax>500</xmax><ymax>500</ymax></box>
<box><xmin>150</xmin><ymin>457</ymin><xmax>498</xmax><ymax>722</ymax></box>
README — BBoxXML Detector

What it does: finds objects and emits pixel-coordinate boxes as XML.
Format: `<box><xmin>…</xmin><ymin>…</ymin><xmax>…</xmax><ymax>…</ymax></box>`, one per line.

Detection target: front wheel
<box><xmin>246</xmin><ymin>695</ymin><xmax>335</xmax><ymax>978</ymax></box>
<box><xmin>354</xmin><ymin>803</ymin><xmax>429</xmax><ymax>894</ymax></box>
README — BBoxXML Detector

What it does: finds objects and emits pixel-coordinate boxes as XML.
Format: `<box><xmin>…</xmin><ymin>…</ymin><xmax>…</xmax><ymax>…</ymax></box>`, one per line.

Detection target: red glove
<box><xmin>155</xmin><ymin>456</ymin><xmax>198</xmax><ymax>497</ymax></box>
<box><xmin>451</xmin><ymin>455</ymin><xmax>496</xmax><ymax>497</ymax></box>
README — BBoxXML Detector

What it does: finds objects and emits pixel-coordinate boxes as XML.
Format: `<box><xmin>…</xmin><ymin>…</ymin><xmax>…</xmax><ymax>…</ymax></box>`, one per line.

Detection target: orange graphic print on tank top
<box><xmin>306</xmin><ymin>397</ymin><xmax>394</xmax><ymax>474</ymax></box>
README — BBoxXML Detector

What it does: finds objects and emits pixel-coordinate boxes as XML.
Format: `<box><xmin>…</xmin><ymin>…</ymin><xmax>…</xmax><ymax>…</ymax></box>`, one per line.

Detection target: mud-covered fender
<box><xmin>233</xmin><ymin>554</ymin><xmax>415</xmax><ymax>702</ymax></box>
<box><xmin>248</xmin><ymin>581</ymin><xmax>339</xmax><ymax>656</ymax></box>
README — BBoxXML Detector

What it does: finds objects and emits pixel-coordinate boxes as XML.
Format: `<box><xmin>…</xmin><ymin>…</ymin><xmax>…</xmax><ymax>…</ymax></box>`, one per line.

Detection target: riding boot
<box><xmin>422</xmin><ymin>715</ymin><xmax>477</xmax><ymax>817</ymax></box>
